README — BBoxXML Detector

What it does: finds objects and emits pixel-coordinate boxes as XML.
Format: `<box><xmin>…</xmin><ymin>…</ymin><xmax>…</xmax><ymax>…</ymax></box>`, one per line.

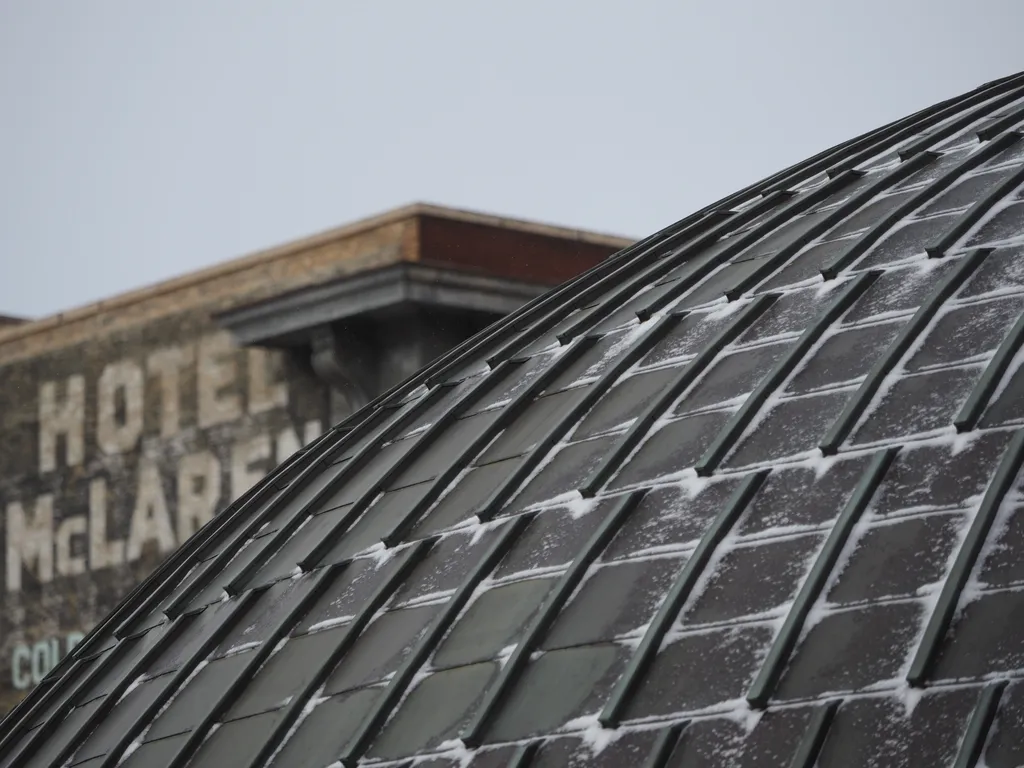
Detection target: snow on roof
<box><xmin>6</xmin><ymin>72</ymin><xmax>1024</xmax><ymax>768</ymax></box>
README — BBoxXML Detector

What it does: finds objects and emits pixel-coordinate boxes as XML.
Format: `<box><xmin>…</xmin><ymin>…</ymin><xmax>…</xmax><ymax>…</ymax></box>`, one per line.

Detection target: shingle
<box><xmin>683</xmin><ymin>535</ymin><xmax>821</xmax><ymax>624</ymax></box>
<box><xmin>907</xmin><ymin>294</ymin><xmax>1024</xmax><ymax>370</ymax></box>
<box><xmin>433</xmin><ymin>578</ymin><xmax>555</xmax><ymax>669</ymax></box>
<box><xmin>541</xmin><ymin>557</ymin><xmax>680</xmax><ymax>649</ymax></box>
<box><xmin>144</xmin><ymin>652</ymin><xmax>253</xmax><ymax>742</ymax></box>
<box><xmin>932</xmin><ymin>589</ymin><xmax>1024</xmax><ymax>680</ymax></box>
<box><xmin>816</xmin><ymin>690</ymin><xmax>977</xmax><ymax>768</ymax></box>
<box><xmin>851</xmin><ymin>366</ymin><xmax>981</xmax><ymax>444</ymax></box>
<box><xmin>368</xmin><ymin>663</ymin><xmax>498</xmax><ymax>759</ymax></box>
<box><xmin>827</xmin><ymin>513</ymin><xmax>965</xmax><ymax>603</ymax></box>
<box><xmin>611</xmin><ymin>411</ymin><xmax>732</xmax><ymax>488</ymax></box>
<box><xmin>268</xmin><ymin>688</ymin><xmax>380</xmax><ymax>768</ymax></box>
<box><xmin>605</xmin><ymin>478</ymin><xmax>744</xmax><ymax>557</ymax></box>
<box><xmin>625</xmin><ymin>626</ymin><xmax>772</xmax><ymax>718</ymax></box>
<box><xmin>188</xmin><ymin>709</ymin><xmax>286</xmax><ymax>768</ymax></box>
<box><xmin>776</xmin><ymin>601</ymin><xmax>923</xmax><ymax>699</ymax></box>
<box><xmin>574</xmin><ymin>368</ymin><xmax>678</xmax><ymax>439</ymax></box>
<box><xmin>485</xmin><ymin>644</ymin><xmax>628</xmax><ymax>743</ymax></box>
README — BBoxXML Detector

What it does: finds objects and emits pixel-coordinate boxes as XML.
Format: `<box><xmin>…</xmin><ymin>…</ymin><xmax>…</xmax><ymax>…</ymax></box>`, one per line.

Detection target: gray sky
<box><xmin>2</xmin><ymin>1</ymin><xmax>1023</xmax><ymax>319</ymax></box>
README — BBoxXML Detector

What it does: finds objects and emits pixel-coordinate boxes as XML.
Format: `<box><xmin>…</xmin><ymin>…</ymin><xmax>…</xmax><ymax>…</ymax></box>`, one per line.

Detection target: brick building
<box><xmin>0</xmin><ymin>204</ymin><xmax>630</xmax><ymax>713</ymax></box>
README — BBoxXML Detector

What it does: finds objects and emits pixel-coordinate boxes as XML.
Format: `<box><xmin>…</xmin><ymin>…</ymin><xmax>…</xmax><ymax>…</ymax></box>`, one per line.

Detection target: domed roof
<box><xmin>8</xmin><ymin>73</ymin><xmax>1024</xmax><ymax>768</ymax></box>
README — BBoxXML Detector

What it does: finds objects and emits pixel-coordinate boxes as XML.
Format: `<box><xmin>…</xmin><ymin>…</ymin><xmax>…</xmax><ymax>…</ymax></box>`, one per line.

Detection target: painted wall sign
<box><xmin>0</xmin><ymin>322</ymin><xmax>332</xmax><ymax>713</ymax></box>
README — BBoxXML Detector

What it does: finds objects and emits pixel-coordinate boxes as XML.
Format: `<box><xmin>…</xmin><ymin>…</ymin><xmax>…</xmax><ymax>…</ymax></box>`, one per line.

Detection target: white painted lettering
<box><xmin>147</xmin><ymin>346</ymin><xmax>193</xmax><ymax>437</ymax></box>
<box><xmin>89</xmin><ymin>478</ymin><xmax>126</xmax><ymax>570</ymax></box>
<box><xmin>197</xmin><ymin>332</ymin><xmax>242</xmax><ymax>428</ymax></box>
<box><xmin>96</xmin><ymin>360</ymin><xmax>145</xmax><ymax>455</ymax></box>
<box><xmin>38</xmin><ymin>375</ymin><xmax>85</xmax><ymax>473</ymax></box>
<box><xmin>11</xmin><ymin>645</ymin><xmax>31</xmax><ymax>689</ymax></box>
<box><xmin>177</xmin><ymin>451</ymin><xmax>221</xmax><ymax>541</ymax></box>
<box><xmin>55</xmin><ymin>515</ymin><xmax>87</xmax><ymax>577</ymax></box>
<box><xmin>5</xmin><ymin>495</ymin><xmax>54</xmax><ymax>592</ymax></box>
<box><xmin>126</xmin><ymin>461</ymin><xmax>176</xmax><ymax>561</ymax></box>
<box><xmin>248</xmin><ymin>348</ymin><xmax>288</xmax><ymax>415</ymax></box>
<box><xmin>30</xmin><ymin>642</ymin><xmax>50</xmax><ymax>684</ymax></box>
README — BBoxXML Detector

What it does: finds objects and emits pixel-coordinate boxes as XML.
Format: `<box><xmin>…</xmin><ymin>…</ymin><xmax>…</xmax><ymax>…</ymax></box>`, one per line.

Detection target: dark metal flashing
<box><xmin>461</xmin><ymin>491</ymin><xmax>645</xmax><ymax>746</ymax></box>
<box><xmin>819</xmin><ymin>248</ymin><xmax>990</xmax><ymax>455</ymax></box>
<box><xmin>955</xmin><ymin>310</ymin><xmax>1024</xmax><ymax>431</ymax></box>
<box><xmin>338</xmin><ymin>515</ymin><xmax>532</xmax><ymax>765</ymax></box>
<box><xmin>242</xmin><ymin>539</ymin><xmax>432</xmax><ymax>768</ymax></box>
<box><xmin>788</xmin><ymin>701</ymin><xmax>841</xmax><ymax>768</ymax></box>
<box><xmin>695</xmin><ymin>271</ymin><xmax>882</xmax><ymax>476</ymax></box>
<box><xmin>907</xmin><ymin>429</ymin><xmax>1024</xmax><ymax>687</ymax></box>
<box><xmin>822</xmin><ymin>132</ymin><xmax>1022</xmax><ymax>281</ymax></box>
<box><xmin>746</xmin><ymin>449</ymin><xmax>897</xmax><ymax>708</ymax></box>
<box><xmin>927</xmin><ymin>152</ymin><xmax>1024</xmax><ymax>256</ymax></box>
<box><xmin>599</xmin><ymin>471</ymin><xmax>767</xmax><ymax>727</ymax></box>
<box><xmin>581</xmin><ymin>295</ymin><xmax>778</xmax><ymax>497</ymax></box>
<box><xmin>952</xmin><ymin>682</ymin><xmax>1008</xmax><ymax>768</ymax></box>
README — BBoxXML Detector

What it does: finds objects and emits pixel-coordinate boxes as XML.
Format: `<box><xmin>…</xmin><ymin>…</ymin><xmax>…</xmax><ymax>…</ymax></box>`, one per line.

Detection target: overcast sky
<box><xmin>2</xmin><ymin>1</ymin><xmax>1023</xmax><ymax>318</ymax></box>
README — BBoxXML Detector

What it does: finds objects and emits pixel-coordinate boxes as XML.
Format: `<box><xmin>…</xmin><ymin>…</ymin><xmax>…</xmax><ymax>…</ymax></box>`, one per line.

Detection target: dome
<box><xmin>6</xmin><ymin>73</ymin><xmax>1024</xmax><ymax>768</ymax></box>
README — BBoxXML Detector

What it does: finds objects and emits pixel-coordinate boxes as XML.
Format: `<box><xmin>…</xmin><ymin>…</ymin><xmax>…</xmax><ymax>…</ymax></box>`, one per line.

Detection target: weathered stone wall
<box><xmin>0</xmin><ymin>312</ymin><xmax>329</xmax><ymax>714</ymax></box>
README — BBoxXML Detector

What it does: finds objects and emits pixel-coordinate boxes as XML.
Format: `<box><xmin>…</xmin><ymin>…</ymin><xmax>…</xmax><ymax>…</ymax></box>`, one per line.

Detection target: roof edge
<box><xmin>0</xmin><ymin>202</ymin><xmax>633</xmax><ymax>350</ymax></box>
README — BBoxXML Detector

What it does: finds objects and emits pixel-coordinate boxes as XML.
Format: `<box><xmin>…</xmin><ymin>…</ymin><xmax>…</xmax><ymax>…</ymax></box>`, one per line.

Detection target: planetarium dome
<box><xmin>6</xmin><ymin>73</ymin><xmax>1024</xmax><ymax>768</ymax></box>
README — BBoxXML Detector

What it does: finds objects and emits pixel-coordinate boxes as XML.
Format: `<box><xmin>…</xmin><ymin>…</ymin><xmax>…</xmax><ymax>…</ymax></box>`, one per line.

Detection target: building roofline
<box><xmin>0</xmin><ymin>203</ymin><xmax>633</xmax><ymax>349</ymax></box>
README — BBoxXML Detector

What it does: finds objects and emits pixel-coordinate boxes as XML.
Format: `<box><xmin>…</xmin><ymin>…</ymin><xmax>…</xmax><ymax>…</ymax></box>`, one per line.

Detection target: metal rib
<box><xmin>474</xmin><ymin>313</ymin><xmax>685</xmax><ymax>522</ymax></box>
<box><xmin>297</xmin><ymin>343</ymin><xmax>597</xmax><ymax>572</ymax></box>
<box><xmin>88</xmin><ymin>590</ymin><xmax>263</xmax><ymax>768</ymax></box>
<box><xmin>580</xmin><ymin>294</ymin><xmax>778</xmax><ymax>498</ymax></box>
<box><xmin>642</xmin><ymin>722</ymin><xmax>687</xmax><ymax>768</ymax></box>
<box><xmin>631</xmin><ymin>174</ymin><xmax>863</xmax><ymax>322</ymax></box>
<box><xmin>954</xmin><ymin>311</ymin><xmax>1024</xmax><ymax>432</ymax></box>
<box><xmin>819</xmin><ymin>248</ymin><xmax>990</xmax><ymax>455</ymax></box>
<box><xmin>107</xmin><ymin>563</ymin><xmax>349</xmax><ymax>768</ymax></box>
<box><xmin>952</xmin><ymin>682</ymin><xmax>1008</xmax><ymax>768</ymax></box>
<box><xmin>381</xmin><ymin>338</ymin><xmax>602</xmax><ymax>546</ymax></box>
<box><xmin>599</xmin><ymin>471</ymin><xmax>767</xmax><ymax>727</ymax></box>
<box><xmin>11</xmin><ymin>611</ymin><xmax>194</xmax><ymax>768</ymax></box>
<box><xmin>695</xmin><ymin>271</ymin><xmax>882</xmax><ymax>476</ymax></box>
<box><xmin>979</xmin><ymin>104</ymin><xmax>1024</xmax><ymax>140</ymax></box>
<box><xmin>896</xmin><ymin>87</ymin><xmax>1024</xmax><ymax>160</ymax></box>
<box><xmin>507</xmin><ymin>741</ymin><xmax>539</xmax><ymax>768</ymax></box>
<box><xmin>461</xmin><ymin>491</ymin><xmax>646</xmax><ymax>746</ymax></box>
<box><xmin>166</xmin><ymin>385</ymin><xmax>439</xmax><ymax>614</ymax></box>
<box><xmin>927</xmin><ymin>155</ymin><xmax>1024</xmax><ymax>257</ymax></box>
<box><xmin>230</xmin><ymin>360</ymin><xmax>520</xmax><ymax>587</ymax></box>
<box><xmin>746</xmin><ymin>448</ymin><xmax>897</xmax><ymax>708</ymax></box>
<box><xmin>339</xmin><ymin>514</ymin><xmax>533</xmax><ymax>765</ymax></box>
<box><xmin>823</xmin><ymin>132</ymin><xmax>1022</xmax><ymax>280</ymax></box>
<box><xmin>490</xmin><ymin>194</ymin><xmax>788</xmax><ymax>366</ymax></box>
<box><xmin>241</xmin><ymin>538</ymin><xmax>433</xmax><ymax>768</ymax></box>
<box><xmin>641</xmin><ymin>156</ymin><xmax>934</xmax><ymax>320</ymax></box>
<box><xmin>161</xmin><ymin>408</ymin><xmax>395</xmax><ymax>618</ymax></box>
<box><xmin>106</xmin><ymin>429</ymin><xmax>333</xmax><ymax>640</ymax></box>
<box><xmin>788</xmin><ymin>700</ymin><xmax>841</xmax><ymax>768</ymax></box>
<box><xmin>788</xmin><ymin>75</ymin><xmax>1024</xmax><ymax>180</ymax></box>
<box><xmin>907</xmin><ymin>428</ymin><xmax>1024</xmax><ymax>686</ymax></box>
<box><xmin>557</xmin><ymin>176</ymin><xmax>860</xmax><ymax>344</ymax></box>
